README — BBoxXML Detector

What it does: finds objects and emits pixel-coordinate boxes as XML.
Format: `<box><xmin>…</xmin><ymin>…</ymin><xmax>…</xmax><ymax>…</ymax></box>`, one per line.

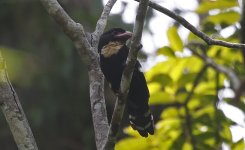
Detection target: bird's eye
<box><xmin>112</xmin><ymin>31</ymin><xmax>119</xmax><ymax>35</ymax></box>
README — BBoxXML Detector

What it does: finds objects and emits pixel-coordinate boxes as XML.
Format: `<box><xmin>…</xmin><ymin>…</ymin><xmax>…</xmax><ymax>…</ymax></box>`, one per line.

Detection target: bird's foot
<box><xmin>136</xmin><ymin>43</ymin><xmax>143</xmax><ymax>51</ymax></box>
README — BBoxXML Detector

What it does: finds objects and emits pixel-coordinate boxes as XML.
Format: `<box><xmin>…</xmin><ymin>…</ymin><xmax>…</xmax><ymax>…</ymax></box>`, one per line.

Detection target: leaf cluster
<box><xmin>116</xmin><ymin>0</ymin><xmax>245</xmax><ymax>149</ymax></box>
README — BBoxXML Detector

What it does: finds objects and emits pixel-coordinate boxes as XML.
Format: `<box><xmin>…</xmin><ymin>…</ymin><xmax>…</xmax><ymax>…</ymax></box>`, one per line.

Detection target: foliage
<box><xmin>116</xmin><ymin>0</ymin><xmax>245</xmax><ymax>150</ymax></box>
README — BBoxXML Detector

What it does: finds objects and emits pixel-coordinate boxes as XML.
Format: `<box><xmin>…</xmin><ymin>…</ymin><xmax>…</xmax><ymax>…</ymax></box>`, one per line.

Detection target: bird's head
<box><xmin>98</xmin><ymin>28</ymin><xmax>132</xmax><ymax>55</ymax></box>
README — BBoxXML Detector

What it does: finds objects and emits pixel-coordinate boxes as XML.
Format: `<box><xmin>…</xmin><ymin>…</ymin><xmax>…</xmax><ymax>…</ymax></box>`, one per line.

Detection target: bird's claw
<box><xmin>136</xmin><ymin>44</ymin><xmax>143</xmax><ymax>51</ymax></box>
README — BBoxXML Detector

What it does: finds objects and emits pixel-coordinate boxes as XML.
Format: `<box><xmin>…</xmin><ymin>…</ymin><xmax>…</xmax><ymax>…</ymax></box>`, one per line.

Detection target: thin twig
<box><xmin>92</xmin><ymin>0</ymin><xmax>118</xmax><ymax>46</ymax></box>
<box><xmin>234</xmin><ymin>79</ymin><xmax>245</xmax><ymax>103</ymax></box>
<box><xmin>184</xmin><ymin>65</ymin><xmax>208</xmax><ymax>150</ymax></box>
<box><xmin>184</xmin><ymin>65</ymin><xmax>208</xmax><ymax>104</ymax></box>
<box><xmin>188</xmin><ymin>47</ymin><xmax>240</xmax><ymax>91</ymax></box>
<box><xmin>134</xmin><ymin>0</ymin><xmax>245</xmax><ymax>49</ymax></box>
<box><xmin>103</xmin><ymin>0</ymin><xmax>149</xmax><ymax>149</ymax></box>
<box><xmin>214</xmin><ymin>72</ymin><xmax>222</xmax><ymax>149</ymax></box>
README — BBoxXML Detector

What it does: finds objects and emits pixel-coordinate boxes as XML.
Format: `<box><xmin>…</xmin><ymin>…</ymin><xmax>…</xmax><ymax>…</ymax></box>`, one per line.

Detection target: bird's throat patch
<box><xmin>101</xmin><ymin>41</ymin><xmax>124</xmax><ymax>58</ymax></box>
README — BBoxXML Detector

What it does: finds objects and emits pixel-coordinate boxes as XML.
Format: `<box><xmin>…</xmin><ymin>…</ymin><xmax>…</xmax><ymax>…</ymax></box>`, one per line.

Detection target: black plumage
<box><xmin>98</xmin><ymin>28</ymin><xmax>154</xmax><ymax>137</ymax></box>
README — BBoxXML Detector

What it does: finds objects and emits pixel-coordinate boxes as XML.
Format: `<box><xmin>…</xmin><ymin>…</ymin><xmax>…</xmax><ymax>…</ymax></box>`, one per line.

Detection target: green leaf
<box><xmin>189</xmin><ymin>94</ymin><xmax>216</xmax><ymax>110</ymax></box>
<box><xmin>193</xmin><ymin>113</ymin><xmax>213</xmax><ymax>126</ymax></box>
<box><xmin>157</xmin><ymin>118</ymin><xmax>182</xmax><ymax>130</ymax></box>
<box><xmin>181</xmin><ymin>57</ymin><xmax>204</xmax><ymax>73</ymax></box>
<box><xmin>169</xmin><ymin>57</ymin><xmax>203</xmax><ymax>82</ymax></box>
<box><xmin>232</xmin><ymin>139</ymin><xmax>245</xmax><ymax>150</ymax></box>
<box><xmin>196</xmin><ymin>0</ymin><xmax>238</xmax><ymax>14</ymax></box>
<box><xmin>175</xmin><ymin>92</ymin><xmax>188</xmax><ymax>103</ymax></box>
<box><xmin>157</xmin><ymin>118</ymin><xmax>182</xmax><ymax>136</ymax></box>
<box><xmin>145</xmin><ymin>59</ymin><xmax>178</xmax><ymax>82</ymax></box>
<box><xmin>115</xmin><ymin>137</ymin><xmax>151</xmax><ymax>150</ymax></box>
<box><xmin>195</xmin><ymin>131</ymin><xmax>216</xmax><ymax>141</ymax></box>
<box><xmin>204</xmin><ymin>11</ymin><xmax>240</xmax><ymax>25</ymax></box>
<box><xmin>149</xmin><ymin>92</ymin><xmax>175</xmax><ymax>105</ymax></box>
<box><xmin>169</xmin><ymin>58</ymin><xmax>188</xmax><ymax>82</ymax></box>
<box><xmin>167</xmin><ymin>26</ymin><xmax>184</xmax><ymax>51</ymax></box>
<box><xmin>193</xmin><ymin>105</ymin><xmax>215</xmax><ymax>123</ymax></box>
<box><xmin>177</xmin><ymin>73</ymin><xmax>198</xmax><ymax>88</ymax></box>
<box><xmin>182</xmin><ymin>142</ymin><xmax>193</xmax><ymax>150</ymax></box>
<box><xmin>193</xmin><ymin>82</ymin><xmax>216</xmax><ymax>95</ymax></box>
<box><xmin>221</xmin><ymin>50</ymin><xmax>242</xmax><ymax>64</ymax></box>
<box><xmin>160</xmin><ymin>108</ymin><xmax>179</xmax><ymax>119</ymax></box>
<box><xmin>151</xmin><ymin>73</ymin><xmax>173</xmax><ymax>87</ymax></box>
<box><xmin>148</xmin><ymin>82</ymin><xmax>162</xmax><ymax>95</ymax></box>
<box><xmin>196</xmin><ymin>143</ymin><xmax>217</xmax><ymax>150</ymax></box>
<box><xmin>188</xmin><ymin>98</ymin><xmax>201</xmax><ymax>110</ymax></box>
<box><xmin>220</xmin><ymin>125</ymin><xmax>232</xmax><ymax>143</ymax></box>
<box><xmin>157</xmin><ymin>46</ymin><xmax>176</xmax><ymax>57</ymax></box>
<box><xmin>208</xmin><ymin>46</ymin><xmax>227</xmax><ymax>58</ymax></box>
<box><xmin>169</xmin><ymin>133</ymin><xmax>185</xmax><ymax>150</ymax></box>
<box><xmin>123</xmin><ymin>126</ymin><xmax>142</xmax><ymax>137</ymax></box>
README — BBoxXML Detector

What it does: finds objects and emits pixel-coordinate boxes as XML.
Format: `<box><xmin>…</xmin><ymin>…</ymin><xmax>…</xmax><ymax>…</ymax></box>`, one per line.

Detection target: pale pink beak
<box><xmin>115</xmin><ymin>31</ymin><xmax>133</xmax><ymax>41</ymax></box>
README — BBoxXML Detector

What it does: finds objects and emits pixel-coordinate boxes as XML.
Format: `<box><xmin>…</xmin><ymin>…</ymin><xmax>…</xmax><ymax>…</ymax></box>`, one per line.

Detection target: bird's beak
<box><xmin>115</xmin><ymin>31</ymin><xmax>133</xmax><ymax>40</ymax></box>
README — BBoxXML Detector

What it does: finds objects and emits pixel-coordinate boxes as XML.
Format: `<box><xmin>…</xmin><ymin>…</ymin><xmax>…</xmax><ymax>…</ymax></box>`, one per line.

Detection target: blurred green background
<box><xmin>0</xmin><ymin>0</ymin><xmax>120</xmax><ymax>149</ymax></box>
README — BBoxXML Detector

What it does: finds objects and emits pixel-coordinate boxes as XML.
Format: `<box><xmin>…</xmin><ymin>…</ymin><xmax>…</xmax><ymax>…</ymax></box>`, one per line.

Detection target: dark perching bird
<box><xmin>98</xmin><ymin>28</ymin><xmax>154</xmax><ymax>137</ymax></box>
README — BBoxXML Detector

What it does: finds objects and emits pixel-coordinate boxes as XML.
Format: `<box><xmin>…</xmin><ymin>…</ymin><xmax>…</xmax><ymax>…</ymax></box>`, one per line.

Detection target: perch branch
<box><xmin>103</xmin><ymin>0</ymin><xmax>149</xmax><ymax>149</ymax></box>
<box><xmin>40</xmin><ymin>0</ymin><xmax>119</xmax><ymax>149</ymax></box>
<box><xmin>88</xmin><ymin>0</ymin><xmax>119</xmax><ymax>149</ymax></box>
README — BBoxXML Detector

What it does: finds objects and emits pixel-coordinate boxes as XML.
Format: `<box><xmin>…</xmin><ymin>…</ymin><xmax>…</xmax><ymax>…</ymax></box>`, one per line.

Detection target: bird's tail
<box><xmin>127</xmin><ymin>101</ymin><xmax>154</xmax><ymax>137</ymax></box>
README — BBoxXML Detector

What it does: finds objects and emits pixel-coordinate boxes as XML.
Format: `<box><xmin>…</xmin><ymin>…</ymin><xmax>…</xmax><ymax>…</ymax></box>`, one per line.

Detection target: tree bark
<box><xmin>0</xmin><ymin>55</ymin><xmax>38</xmax><ymax>150</ymax></box>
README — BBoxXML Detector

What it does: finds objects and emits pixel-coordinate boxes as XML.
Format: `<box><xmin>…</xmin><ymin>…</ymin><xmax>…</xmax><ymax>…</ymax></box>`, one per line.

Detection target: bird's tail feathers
<box><xmin>128</xmin><ymin>108</ymin><xmax>154</xmax><ymax>137</ymax></box>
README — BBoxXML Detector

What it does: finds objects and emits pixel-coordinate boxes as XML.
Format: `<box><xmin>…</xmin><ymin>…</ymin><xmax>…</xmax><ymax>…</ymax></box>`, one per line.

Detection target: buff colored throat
<box><xmin>101</xmin><ymin>41</ymin><xmax>124</xmax><ymax>58</ymax></box>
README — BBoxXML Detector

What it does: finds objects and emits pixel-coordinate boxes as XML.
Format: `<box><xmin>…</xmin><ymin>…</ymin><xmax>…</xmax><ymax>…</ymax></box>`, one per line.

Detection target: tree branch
<box><xmin>88</xmin><ymin>66</ymin><xmax>108</xmax><ymax>150</ymax></box>
<box><xmin>92</xmin><ymin>0</ymin><xmax>118</xmax><ymax>45</ymax></box>
<box><xmin>87</xmin><ymin>1</ymin><xmax>119</xmax><ymax>149</ymax></box>
<box><xmin>188</xmin><ymin>46</ymin><xmax>240</xmax><ymax>91</ymax></box>
<box><xmin>0</xmin><ymin>56</ymin><xmax>38</xmax><ymax>150</ymax></box>
<box><xmin>240</xmin><ymin>0</ymin><xmax>245</xmax><ymax>64</ymax></box>
<box><xmin>134</xmin><ymin>0</ymin><xmax>245</xmax><ymax>49</ymax></box>
<box><xmin>214</xmin><ymin>72</ymin><xmax>222</xmax><ymax>149</ymax></box>
<box><xmin>234</xmin><ymin>79</ymin><xmax>245</xmax><ymax>103</ymax></box>
<box><xmin>183</xmin><ymin>65</ymin><xmax>208</xmax><ymax>150</ymax></box>
<box><xmin>40</xmin><ymin>0</ymin><xmax>91</xmax><ymax>61</ymax></box>
<box><xmin>103</xmin><ymin>0</ymin><xmax>149</xmax><ymax>149</ymax></box>
<box><xmin>40</xmin><ymin>0</ymin><xmax>118</xmax><ymax>149</ymax></box>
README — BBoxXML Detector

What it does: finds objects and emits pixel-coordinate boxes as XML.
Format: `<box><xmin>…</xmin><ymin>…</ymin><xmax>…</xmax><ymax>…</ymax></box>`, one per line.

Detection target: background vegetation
<box><xmin>0</xmin><ymin>0</ymin><xmax>244</xmax><ymax>150</ymax></box>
